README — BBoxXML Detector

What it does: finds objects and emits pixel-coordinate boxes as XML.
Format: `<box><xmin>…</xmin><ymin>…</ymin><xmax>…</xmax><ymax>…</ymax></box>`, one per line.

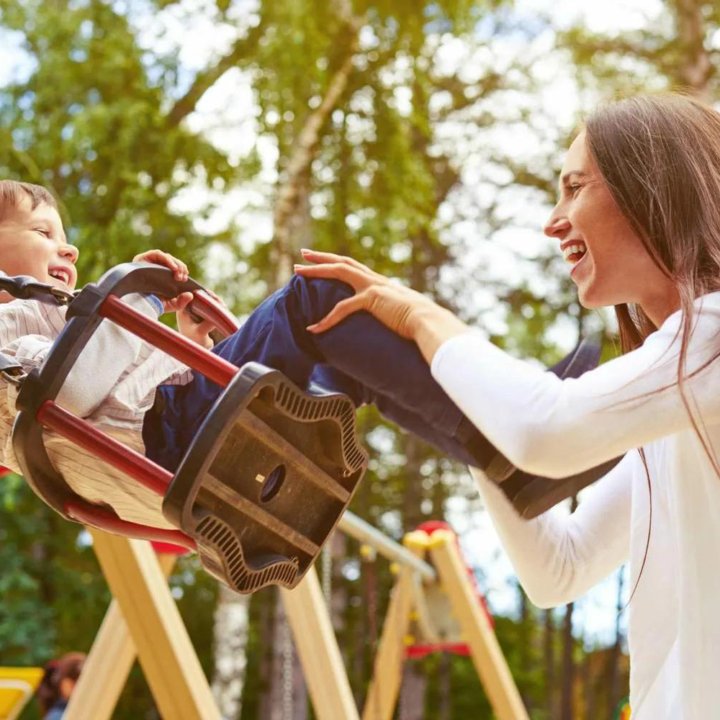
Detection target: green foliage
<box><xmin>0</xmin><ymin>476</ymin><xmax>108</xmax><ymax>666</ymax></box>
<box><xmin>0</xmin><ymin>0</ymin><xmax>243</xmax><ymax>282</ymax></box>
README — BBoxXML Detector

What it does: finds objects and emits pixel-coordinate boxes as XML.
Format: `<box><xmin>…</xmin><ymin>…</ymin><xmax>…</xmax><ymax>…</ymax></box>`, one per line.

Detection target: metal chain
<box><xmin>282</xmin><ymin>617</ymin><xmax>294</xmax><ymax>719</ymax></box>
<box><xmin>322</xmin><ymin>541</ymin><xmax>332</xmax><ymax>605</ymax></box>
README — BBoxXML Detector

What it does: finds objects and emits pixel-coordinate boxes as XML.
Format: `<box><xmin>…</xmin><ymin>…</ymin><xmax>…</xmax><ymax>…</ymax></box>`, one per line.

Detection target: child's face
<box><xmin>0</xmin><ymin>196</ymin><xmax>78</xmax><ymax>298</ymax></box>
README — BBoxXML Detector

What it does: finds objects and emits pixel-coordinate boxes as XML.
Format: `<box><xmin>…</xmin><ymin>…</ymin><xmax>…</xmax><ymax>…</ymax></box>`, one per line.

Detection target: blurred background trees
<box><xmin>1</xmin><ymin>0</ymin><xmax>717</xmax><ymax>717</ymax></box>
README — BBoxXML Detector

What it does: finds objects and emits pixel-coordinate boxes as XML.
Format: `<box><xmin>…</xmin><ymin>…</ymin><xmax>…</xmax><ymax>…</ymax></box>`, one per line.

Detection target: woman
<box><xmin>295</xmin><ymin>93</ymin><xmax>720</xmax><ymax>717</ymax></box>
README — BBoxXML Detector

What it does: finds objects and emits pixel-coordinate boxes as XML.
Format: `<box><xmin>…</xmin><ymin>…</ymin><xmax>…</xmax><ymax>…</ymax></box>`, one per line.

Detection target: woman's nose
<box><xmin>543</xmin><ymin>208</ymin><xmax>570</xmax><ymax>239</ymax></box>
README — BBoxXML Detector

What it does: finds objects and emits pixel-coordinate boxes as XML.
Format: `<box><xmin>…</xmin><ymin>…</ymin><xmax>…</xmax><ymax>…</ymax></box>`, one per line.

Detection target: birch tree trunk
<box><xmin>270</xmin><ymin>0</ymin><xmax>363</xmax><ymax>287</ymax></box>
<box><xmin>544</xmin><ymin>608</ymin><xmax>556</xmax><ymax>718</ymax></box>
<box><xmin>211</xmin><ymin>583</ymin><xmax>250</xmax><ymax>720</ymax></box>
<box><xmin>673</xmin><ymin>0</ymin><xmax>713</xmax><ymax>99</ymax></box>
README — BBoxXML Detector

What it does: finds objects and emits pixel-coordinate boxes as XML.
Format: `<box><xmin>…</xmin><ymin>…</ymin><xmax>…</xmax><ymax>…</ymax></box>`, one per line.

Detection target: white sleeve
<box><xmin>54</xmin><ymin>294</ymin><xmax>163</xmax><ymax>417</ymax></box>
<box><xmin>0</xmin><ymin>294</ymin><xmax>163</xmax><ymax>419</ymax></box>
<box><xmin>431</xmin><ymin>302</ymin><xmax>720</xmax><ymax>477</ymax></box>
<box><xmin>471</xmin><ymin>451</ymin><xmax>634</xmax><ymax>608</ymax></box>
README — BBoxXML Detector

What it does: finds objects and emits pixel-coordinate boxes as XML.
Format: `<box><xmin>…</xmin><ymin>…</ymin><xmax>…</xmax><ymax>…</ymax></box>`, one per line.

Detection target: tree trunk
<box><xmin>211</xmin><ymin>584</ymin><xmax>250</xmax><ymax>720</ymax></box>
<box><xmin>560</xmin><ymin>600</ymin><xmax>575</xmax><ymax>720</ymax></box>
<box><xmin>271</xmin><ymin>0</ymin><xmax>362</xmax><ymax>286</ymax></box>
<box><xmin>544</xmin><ymin>608</ymin><xmax>556</xmax><ymax>718</ymax></box>
<box><xmin>399</xmin><ymin>662</ymin><xmax>426</xmax><ymax>720</ymax></box>
<box><xmin>438</xmin><ymin>652</ymin><xmax>452</xmax><ymax>720</ymax></box>
<box><xmin>672</xmin><ymin>0</ymin><xmax>713</xmax><ymax>99</ymax></box>
<box><xmin>560</xmin><ymin>496</ymin><xmax>579</xmax><ymax>719</ymax></box>
<box><xmin>608</xmin><ymin>568</ymin><xmax>626</xmax><ymax>710</ymax></box>
<box><xmin>517</xmin><ymin>581</ymin><xmax>533</xmax><ymax>709</ymax></box>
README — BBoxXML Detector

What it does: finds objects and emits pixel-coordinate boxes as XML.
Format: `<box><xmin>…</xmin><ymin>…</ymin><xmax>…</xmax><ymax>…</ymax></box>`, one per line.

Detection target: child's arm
<box><xmin>56</xmin><ymin>293</ymin><xmax>167</xmax><ymax>418</ymax></box>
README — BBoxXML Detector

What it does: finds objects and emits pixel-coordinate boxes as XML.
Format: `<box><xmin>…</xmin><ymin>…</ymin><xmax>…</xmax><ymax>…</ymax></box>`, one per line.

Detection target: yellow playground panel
<box><xmin>0</xmin><ymin>667</ymin><xmax>43</xmax><ymax>720</ymax></box>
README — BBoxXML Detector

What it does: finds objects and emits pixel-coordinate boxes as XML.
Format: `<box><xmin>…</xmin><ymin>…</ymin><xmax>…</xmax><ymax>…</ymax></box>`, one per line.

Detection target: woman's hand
<box><xmin>293</xmin><ymin>249</ymin><xmax>469</xmax><ymax>361</ymax></box>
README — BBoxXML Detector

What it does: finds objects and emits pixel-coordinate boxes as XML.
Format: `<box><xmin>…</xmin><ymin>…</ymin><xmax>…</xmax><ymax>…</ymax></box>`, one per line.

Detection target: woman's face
<box><xmin>544</xmin><ymin>131</ymin><xmax>679</xmax><ymax>325</ymax></box>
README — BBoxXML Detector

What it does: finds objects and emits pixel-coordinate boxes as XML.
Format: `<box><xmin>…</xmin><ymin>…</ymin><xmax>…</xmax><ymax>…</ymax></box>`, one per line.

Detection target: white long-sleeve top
<box><xmin>0</xmin><ymin>296</ymin><xmax>190</xmax><ymax>527</ymax></box>
<box><xmin>431</xmin><ymin>293</ymin><xmax>720</xmax><ymax>718</ymax></box>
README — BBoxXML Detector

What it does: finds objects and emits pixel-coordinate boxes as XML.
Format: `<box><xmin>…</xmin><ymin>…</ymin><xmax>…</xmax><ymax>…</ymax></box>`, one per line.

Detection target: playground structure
<box><xmin>57</xmin><ymin>512</ymin><xmax>529</xmax><ymax>720</ymax></box>
<box><xmin>0</xmin><ymin>666</ymin><xmax>43</xmax><ymax>720</ymax></box>
<box><xmin>0</xmin><ymin>265</ymin><xmax>533</xmax><ymax>717</ymax></box>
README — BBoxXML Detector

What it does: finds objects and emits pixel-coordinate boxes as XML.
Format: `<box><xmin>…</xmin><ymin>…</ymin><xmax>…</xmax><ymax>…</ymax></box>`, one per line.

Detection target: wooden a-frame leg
<box><xmin>362</xmin><ymin>532</ymin><xmax>428</xmax><ymax>720</ymax></box>
<box><xmin>86</xmin><ymin>531</ymin><xmax>220</xmax><ymax>720</ymax></box>
<box><xmin>428</xmin><ymin>530</ymin><xmax>529</xmax><ymax>720</ymax></box>
<box><xmin>64</xmin><ymin>551</ymin><xmax>177</xmax><ymax>720</ymax></box>
<box><xmin>361</xmin><ymin>567</ymin><xmax>414</xmax><ymax>720</ymax></box>
<box><xmin>282</xmin><ymin>566</ymin><xmax>359</xmax><ymax>720</ymax></box>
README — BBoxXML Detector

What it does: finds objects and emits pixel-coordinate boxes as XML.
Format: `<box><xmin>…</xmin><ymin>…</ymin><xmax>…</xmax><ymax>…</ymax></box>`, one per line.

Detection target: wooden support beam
<box><xmin>428</xmin><ymin>530</ymin><xmax>529</xmax><ymax>720</ymax></box>
<box><xmin>88</xmin><ymin>531</ymin><xmax>220</xmax><ymax>720</ymax></box>
<box><xmin>361</xmin><ymin>532</ymin><xmax>428</xmax><ymax>720</ymax></box>
<box><xmin>64</xmin><ymin>552</ymin><xmax>177</xmax><ymax>720</ymax></box>
<box><xmin>282</xmin><ymin>567</ymin><xmax>359</xmax><ymax>720</ymax></box>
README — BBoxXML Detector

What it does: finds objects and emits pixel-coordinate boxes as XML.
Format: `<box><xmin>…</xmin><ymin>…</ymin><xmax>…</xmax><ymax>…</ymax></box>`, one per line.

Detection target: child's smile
<box><xmin>0</xmin><ymin>197</ymin><xmax>78</xmax><ymax>299</ymax></box>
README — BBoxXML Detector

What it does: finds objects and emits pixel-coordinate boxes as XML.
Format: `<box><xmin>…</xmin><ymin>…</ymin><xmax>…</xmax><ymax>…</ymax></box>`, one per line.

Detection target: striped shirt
<box><xmin>0</xmin><ymin>296</ymin><xmax>192</xmax><ymax>528</ymax></box>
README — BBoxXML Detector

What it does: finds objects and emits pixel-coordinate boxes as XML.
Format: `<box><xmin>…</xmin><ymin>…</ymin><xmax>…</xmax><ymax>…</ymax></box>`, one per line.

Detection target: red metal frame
<box><xmin>33</xmin><ymin>289</ymin><xmax>241</xmax><ymax>547</ymax></box>
<box><xmin>100</xmin><ymin>294</ymin><xmax>239</xmax><ymax>388</ymax></box>
<box><xmin>38</xmin><ymin>401</ymin><xmax>173</xmax><ymax>496</ymax></box>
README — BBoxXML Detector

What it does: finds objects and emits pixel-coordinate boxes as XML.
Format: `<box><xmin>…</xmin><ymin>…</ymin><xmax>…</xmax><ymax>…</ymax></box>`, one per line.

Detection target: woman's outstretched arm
<box><xmin>471</xmin><ymin>452</ymin><xmax>634</xmax><ymax>607</ymax></box>
<box><xmin>296</xmin><ymin>250</ymin><xmax>720</xmax><ymax>477</ymax></box>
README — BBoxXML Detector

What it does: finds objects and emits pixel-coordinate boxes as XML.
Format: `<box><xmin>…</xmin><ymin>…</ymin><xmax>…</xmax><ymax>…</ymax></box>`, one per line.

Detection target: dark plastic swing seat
<box><xmin>163</xmin><ymin>362</ymin><xmax>366</xmax><ymax>592</ymax></box>
<box><xmin>7</xmin><ymin>263</ymin><xmax>368</xmax><ymax>594</ymax></box>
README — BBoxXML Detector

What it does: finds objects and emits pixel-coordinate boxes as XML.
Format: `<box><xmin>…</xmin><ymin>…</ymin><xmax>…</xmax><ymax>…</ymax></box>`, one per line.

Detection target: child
<box><xmin>0</xmin><ymin>180</ymin><xmax>505</xmax><ymax>527</ymax></box>
<box><xmin>36</xmin><ymin>652</ymin><xmax>86</xmax><ymax>720</ymax></box>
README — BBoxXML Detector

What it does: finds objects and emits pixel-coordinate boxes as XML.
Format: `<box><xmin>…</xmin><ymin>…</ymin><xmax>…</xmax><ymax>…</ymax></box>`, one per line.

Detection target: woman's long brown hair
<box><xmin>584</xmin><ymin>94</ymin><xmax>720</xmax><ymax>599</ymax></box>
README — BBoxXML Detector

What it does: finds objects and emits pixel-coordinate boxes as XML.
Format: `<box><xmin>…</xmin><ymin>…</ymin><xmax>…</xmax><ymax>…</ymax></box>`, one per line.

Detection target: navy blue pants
<box><xmin>143</xmin><ymin>276</ymin><xmax>492</xmax><ymax>471</ymax></box>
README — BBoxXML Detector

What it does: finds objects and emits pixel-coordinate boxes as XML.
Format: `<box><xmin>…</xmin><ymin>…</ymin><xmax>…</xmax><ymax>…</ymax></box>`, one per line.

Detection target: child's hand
<box><xmin>168</xmin><ymin>289</ymin><xmax>227</xmax><ymax>350</ymax></box>
<box><xmin>132</xmin><ymin>249</ymin><xmax>215</xmax><ymax>348</ymax></box>
<box><xmin>133</xmin><ymin>249</ymin><xmax>189</xmax><ymax>283</ymax></box>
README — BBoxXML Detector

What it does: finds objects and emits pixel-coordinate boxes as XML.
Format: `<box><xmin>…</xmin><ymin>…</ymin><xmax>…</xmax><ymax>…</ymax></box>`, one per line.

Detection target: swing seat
<box><xmin>6</xmin><ymin>263</ymin><xmax>367</xmax><ymax>593</ymax></box>
<box><xmin>163</xmin><ymin>362</ymin><xmax>366</xmax><ymax>592</ymax></box>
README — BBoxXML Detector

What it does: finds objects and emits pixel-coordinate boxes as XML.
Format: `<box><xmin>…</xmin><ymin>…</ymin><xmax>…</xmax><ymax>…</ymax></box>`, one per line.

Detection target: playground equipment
<box><xmin>0</xmin><ymin>667</ymin><xmax>43</xmax><ymax>720</ymax></box>
<box><xmin>59</xmin><ymin>514</ymin><xmax>529</xmax><ymax>720</ymax></box>
<box><xmin>0</xmin><ymin>264</ymin><xmax>613</xmax><ymax>717</ymax></box>
<box><xmin>1</xmin><ymin>264</ymin><xmax>367</xmax><ymax>593</ymax></box>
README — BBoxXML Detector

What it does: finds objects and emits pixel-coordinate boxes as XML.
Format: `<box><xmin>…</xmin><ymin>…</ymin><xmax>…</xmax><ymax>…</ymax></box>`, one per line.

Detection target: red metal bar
<box><xmin>188</xmin><ymin>290</ymin><xmax>239</xmax><ymax>337</ymax></box>
<box><xmin>99</xmin><ymin>294</ymin><xmax>239</xmax><ymax>388</ymax></box>
<box><xmin>37</xmin><ymin>401</ymin><xmax>173</xmax><ymax>496</ymax></box>
<box><xmin>65</xmin><ymin>501</ymin><xmax>196</xmax><ymax>550</ymax></box>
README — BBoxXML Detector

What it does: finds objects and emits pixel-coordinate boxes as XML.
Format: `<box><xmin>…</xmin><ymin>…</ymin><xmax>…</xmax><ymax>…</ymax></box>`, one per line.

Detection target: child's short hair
<box><xmin>0</xmin><ymin>180</ymin><xmax>57</xmax><ymax>221</ymax></box>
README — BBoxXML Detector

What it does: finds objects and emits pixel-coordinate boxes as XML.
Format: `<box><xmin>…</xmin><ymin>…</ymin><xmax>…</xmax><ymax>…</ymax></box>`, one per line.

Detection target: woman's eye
<box><xmin>568</xmin><ymin>183</ymin><xmax>582</xmax><ymax>196</ymax></box>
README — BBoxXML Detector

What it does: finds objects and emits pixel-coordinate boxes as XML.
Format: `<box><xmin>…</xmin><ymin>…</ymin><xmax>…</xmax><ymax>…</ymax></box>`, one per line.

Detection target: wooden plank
<box><xmin>428</xmin><ymin>530</ymin><xmax>529</xmax><ymax>720</ymax></box>
<box><xmin>361</xmin><ymin>531</ymin><xmax>428</xmax><ymax>720</ymax></box>
<box><xmin>89</xmin><ymin>531</ymin><xmax>220</xmax><ymax>720</ymax></box>
<box><xmin>282</xmin><ymin>567</ymin><xmax>359</xmax><ymax>720</ymax></box>
<box><xmin>64</xmin><ymin>553</ymin><xmax>176</xmax><ymax>720</ymax></box>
